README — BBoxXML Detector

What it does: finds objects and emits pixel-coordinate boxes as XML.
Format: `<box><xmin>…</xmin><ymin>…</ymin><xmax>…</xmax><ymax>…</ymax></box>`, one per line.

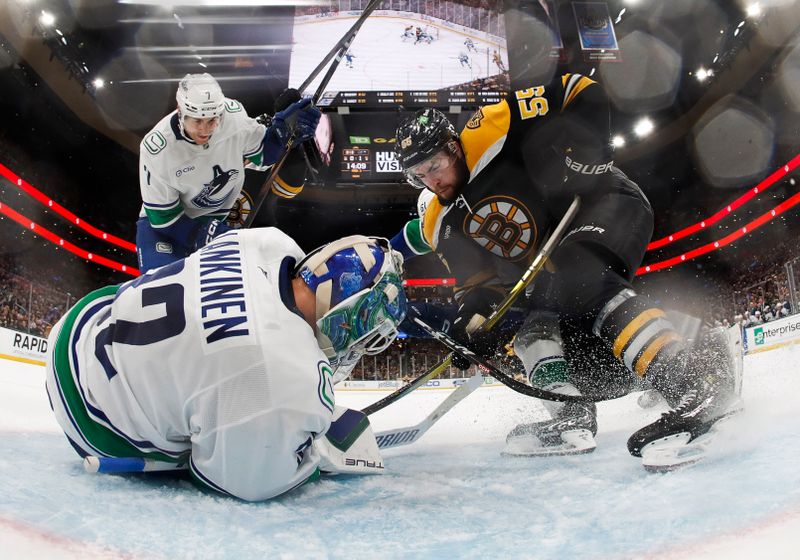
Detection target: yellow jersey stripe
<box><xmin>562</xmin><ymin>74</ymin><xmax>596</xmax><ymax>111</ymax></box>
<box><xmin>460</xmin><ymin>101</ymin><xmax>511</xmax><ymax>174</ymax></box>
<box><xmin>422</xmin><ymin>195</ymin><xmax>446</xmax><ymax>249</ymax></box>
<box><xmin>271</xmin><ymin>175</ymin><xmax>304</xmax><ymax>199</ymax></box>
<box><xmin>634</xmin><ymin>332</ymin><xmax>682</xmax><ymax>377</ymax></box>
<box><xmin>271</xmin><ymin>175</ymin><xmax>302</xmax><ymax>193</ymax></box>
<box><xmin>612</xmin><ymin>309</ymin><xmax>666</xmax><ymax>359</ymax></box>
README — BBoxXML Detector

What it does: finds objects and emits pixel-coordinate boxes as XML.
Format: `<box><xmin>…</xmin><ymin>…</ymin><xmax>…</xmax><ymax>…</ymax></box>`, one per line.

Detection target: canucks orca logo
<box><xmin>191</xmin><ymin>165</ymin><xmax>239</xmax><ymax>208</ymax></box>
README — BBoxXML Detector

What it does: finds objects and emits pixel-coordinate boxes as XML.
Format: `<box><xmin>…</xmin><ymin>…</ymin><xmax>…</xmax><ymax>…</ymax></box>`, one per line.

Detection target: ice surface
<box><xmin>1</xmin><ymin>345</ymin><xmax>799</xmax><ymax>559</ymax></box>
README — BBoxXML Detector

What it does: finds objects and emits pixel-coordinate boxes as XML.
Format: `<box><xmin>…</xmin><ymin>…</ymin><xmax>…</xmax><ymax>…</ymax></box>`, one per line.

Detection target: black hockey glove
<box><xmin>274</xmin><ymin>87</ymin><xmax>302</xmax><ymax>112</ymax></box>
<box><xmin>449</xmin><ymin>286</ymin><xmax>506</xmax><ymax>370</ymax></box>
<box><xmin>192</xmin><ymin>219</ymin><xmax>231</xmax><ymax>252</ymax></box>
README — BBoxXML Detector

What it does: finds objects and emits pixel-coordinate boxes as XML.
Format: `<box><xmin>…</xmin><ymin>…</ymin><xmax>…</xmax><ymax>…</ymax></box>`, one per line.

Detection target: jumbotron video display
<box><xmin>288</xmin><ymin>0</ymin><xmax>509</xmax><ymax>108</ymax></box>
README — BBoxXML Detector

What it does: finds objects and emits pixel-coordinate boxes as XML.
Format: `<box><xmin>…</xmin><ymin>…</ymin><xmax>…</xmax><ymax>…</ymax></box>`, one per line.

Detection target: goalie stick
<box><xmin>361</xmin><ymin>195</ymin><xmax>582</xmax><ymax>417</ymax></box>
<box><xmin>244</xmin><ymin>0</ymin><xmax>385</xmax><ymax>228</ymax></box>
<box><xmin>373</xmin><ymin>372</ymin><xmax>484</xmax><ymax>449</ymax></box>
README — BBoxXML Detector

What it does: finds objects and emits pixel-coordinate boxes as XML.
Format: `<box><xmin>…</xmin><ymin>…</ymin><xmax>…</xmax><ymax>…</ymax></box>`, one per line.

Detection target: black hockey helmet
<box><xmin>395</xmin><ymin>109</ymin><xmax>459</xmax><ymax>187</ymax></box>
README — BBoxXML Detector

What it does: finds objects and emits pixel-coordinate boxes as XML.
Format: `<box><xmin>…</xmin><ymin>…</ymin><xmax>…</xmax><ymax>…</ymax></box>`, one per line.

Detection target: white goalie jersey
<box><xmin>45</xmin><ymin>228</ymin><xmax>335</xmax><ymax>501</ymax></box>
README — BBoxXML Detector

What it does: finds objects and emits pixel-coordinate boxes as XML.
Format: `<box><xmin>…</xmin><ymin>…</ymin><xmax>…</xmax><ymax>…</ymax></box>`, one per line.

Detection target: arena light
<box><xmin>746</xmin><ymin>3</ymin><xmax>762</xmax><ymax>18</ymax></box>
<box><xmin>0</xmin><ymin>162</ymin><xmax>137</xmax><ymax>252</ymax></box>
<box><xmin>638</xmin><ymin>190</ymin><xmax>800</xmax><ymax>276</ymax></box>
<box><xmin>695</xmin><ymin>67</ymin><xmax>712</xmax><ymax>82</ymax></box>
<box><xmin>612</xmin><ymin>135</ymin><xmax>626</xmax><ymax>148</ymax></box>
<box><xmin>92</xmin><ymin>78</ymin><xmax>105</xmax><ymax>89</ymax></box>
<box><xmin>39</xmin><ymin>11</ymin><xmax>55</xmax><ymax>27</ymax></box>
<box><xmin>646</xmin><ymin>153</ymin><xmax>800</xmax><ymax>250</ymax></box>
<box><xmin>633</xmin><ymin>118</ymin><xmax>654</xmax><ymax>137</ymax></box>
<box><xmin>0</xmin><ymin>201</ymin><xmax>139</xmax><ymax>276</ymax></box>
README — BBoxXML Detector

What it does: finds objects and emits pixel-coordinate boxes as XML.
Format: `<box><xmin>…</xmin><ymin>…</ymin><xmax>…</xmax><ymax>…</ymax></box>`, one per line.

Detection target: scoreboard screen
<box><xmin>338</xmin><ymin>146</ymin><xmax>403</xmax><ymax>182</ymax></box>
<box><xmin>317</xmin><ymin>89</ymin><xmax>505</xmax><ymax>109</ymax></box>
<box><xmin>323</xmin><ymin>111</ymin><xmax>473</xmax><ymax>185</ymax></box>
<box><xmin>341</xmin><ymin>148</ymin><xmax>371</xmax><ymax>179</ymax></box>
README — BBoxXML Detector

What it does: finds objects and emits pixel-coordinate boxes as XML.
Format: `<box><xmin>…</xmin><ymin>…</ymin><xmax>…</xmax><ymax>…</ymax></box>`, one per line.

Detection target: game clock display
<box><xmin>341</xmin><ymin>148</ymin><xmax>371</xmax><ymax>178</ymax></box>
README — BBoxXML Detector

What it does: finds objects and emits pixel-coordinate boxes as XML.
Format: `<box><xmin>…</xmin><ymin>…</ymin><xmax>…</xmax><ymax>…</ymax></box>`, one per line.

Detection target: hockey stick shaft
<box><xmin>298</xmin><ymin>0</ymin><xmax>385</xmax><ymax>94</ymax></box>
<box><xmin>361</xmin><ymin>195</ymin><xmax>581</xmax><ymax>416</ymax></box>
<box><xmin>84</xmin><ymin>456</ymin><xmax>187</xmax><ymax>474</ymax></box>
<box><xmin>244</xmin><ymin>0</ymin><xmax>385</xmax><ymax>228</ymax></box>
<box><xmin>373</xmin><ymin>372</ymin><xmax>483</xmax><ymax>449</ymax></box>
<box><xmin>410</xmin><ymin>315</ymin><xmax>594</xmax><ymax>403</ymax></box>
<box><xmin>243</xmin><ymin>143</ymin><xmax>293</xmax><ymax>228</ymax></box>
<box><xmin>361</xmin><ymin>356</ymin><xmax>451</xmax><ymax>416</ymax></box>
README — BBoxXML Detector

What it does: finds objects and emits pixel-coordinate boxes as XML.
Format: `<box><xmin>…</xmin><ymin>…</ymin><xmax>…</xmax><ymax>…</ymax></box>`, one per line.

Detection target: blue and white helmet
<box><xmin>296</xmin><ymin>235</ymin><xmax>407</xmax><ymax>364</ymax></box>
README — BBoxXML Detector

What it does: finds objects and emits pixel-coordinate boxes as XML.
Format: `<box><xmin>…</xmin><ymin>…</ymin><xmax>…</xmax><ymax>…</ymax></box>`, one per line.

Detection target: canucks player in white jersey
<box><xmin>136</xmin><ymin>73</ymin><xmax>321</xmax><ymax>273</ymax></box>
<box><xmin>45</xmin><ymin>230</ymin><xmax>407</xmax><ymax>501</ymax></box>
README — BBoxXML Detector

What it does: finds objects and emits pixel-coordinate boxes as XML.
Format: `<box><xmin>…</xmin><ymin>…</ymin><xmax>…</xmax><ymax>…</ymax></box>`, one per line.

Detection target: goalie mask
<box><xmin>176</xmin><ymin>73</ymin><xmax>225</xmax><ymax>140</ymax></box>
<box><xmin>296</xmin><ymin>236</ymin><xmax>407</xmax><ymax>365</ymax></box>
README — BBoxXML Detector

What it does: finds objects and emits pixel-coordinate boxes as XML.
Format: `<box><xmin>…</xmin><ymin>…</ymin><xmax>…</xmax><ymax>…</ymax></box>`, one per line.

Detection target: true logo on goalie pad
<box><xmin>344</xmin><ymin>458</ymin><xmax>384</xmax><ymax>469</ymax></box>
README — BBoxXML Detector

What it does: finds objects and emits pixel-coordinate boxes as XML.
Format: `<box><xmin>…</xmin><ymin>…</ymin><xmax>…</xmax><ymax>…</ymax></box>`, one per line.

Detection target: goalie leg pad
<box><xmin>316</xmin><ymin>406</ymin><xmax>385</xmax><ymax>475</ymax></box>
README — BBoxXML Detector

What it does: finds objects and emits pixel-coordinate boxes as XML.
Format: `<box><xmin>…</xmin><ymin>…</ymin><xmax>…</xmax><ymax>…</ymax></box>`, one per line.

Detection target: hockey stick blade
<box><xmin>374</xmin><ymin>372</ymin><xmax>484</xmax><ymax>449</ymax></box>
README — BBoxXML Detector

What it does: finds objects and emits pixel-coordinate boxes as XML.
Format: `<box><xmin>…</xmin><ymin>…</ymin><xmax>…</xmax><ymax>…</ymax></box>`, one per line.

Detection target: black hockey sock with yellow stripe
<box><xmin>593</xmin><ymin>289</ymin><xmax>692</xmax><ymax>403</ymax></box>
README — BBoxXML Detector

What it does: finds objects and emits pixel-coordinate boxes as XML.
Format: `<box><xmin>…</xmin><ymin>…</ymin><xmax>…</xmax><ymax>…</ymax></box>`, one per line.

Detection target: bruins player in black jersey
<box><xmin>391</xmin><ymin>74</ymin><xmax>743</xmax><ymax>470</ymax></box>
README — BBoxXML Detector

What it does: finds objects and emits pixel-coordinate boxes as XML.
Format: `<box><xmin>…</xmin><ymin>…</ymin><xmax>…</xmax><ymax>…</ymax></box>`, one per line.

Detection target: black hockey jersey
<box><xmin>401</xmin><ymin>73</ymin><xmax>640</xmax><ymax>291</ymax></box>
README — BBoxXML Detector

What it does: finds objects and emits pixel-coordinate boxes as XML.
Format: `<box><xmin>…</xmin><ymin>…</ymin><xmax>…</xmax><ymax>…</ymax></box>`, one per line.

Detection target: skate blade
<box><xmin>641</xmin><ymin>407</ymin><xmax>744</xmax><ymax>472</ymax></box>
<box><xmin>502</xmin><ymin>429</ymin><xmax>597</xmax><ymax>457</ymax></box>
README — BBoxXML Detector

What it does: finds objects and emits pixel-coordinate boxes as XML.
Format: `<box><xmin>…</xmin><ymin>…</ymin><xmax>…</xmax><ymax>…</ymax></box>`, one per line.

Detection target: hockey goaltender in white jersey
<box><xmin>45</xmin><ymin>228</ymin><xmax>407</xmax><ymax>501</ymax></box>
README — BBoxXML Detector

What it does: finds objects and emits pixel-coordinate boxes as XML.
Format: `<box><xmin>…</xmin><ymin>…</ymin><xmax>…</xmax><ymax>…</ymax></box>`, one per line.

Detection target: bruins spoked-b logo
<box><xmin>225</xmin><ymin>190</ymin><xmax>253</xmax><ymax>228</ymax></box>
<box><xmin>464</xmin><ymin>195</ymin><xmax>537</xmax><ymax>261</ymax></box>
<box><xmin>466</xmin><ymin>107</ymin><xmax>485</xmax><ymax>129</ymax></box>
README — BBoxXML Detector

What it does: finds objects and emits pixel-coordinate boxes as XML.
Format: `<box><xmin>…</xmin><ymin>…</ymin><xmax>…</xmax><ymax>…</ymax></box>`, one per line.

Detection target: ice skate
<box><xmin>627</xmin><ymin>326</ymin><xmax>744</xmax><ymax>471</ymax></box>
<box><xmin>503</xmin><ymin>402</ymin><xmax>597</xmax><ymax>457</ymax></box>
